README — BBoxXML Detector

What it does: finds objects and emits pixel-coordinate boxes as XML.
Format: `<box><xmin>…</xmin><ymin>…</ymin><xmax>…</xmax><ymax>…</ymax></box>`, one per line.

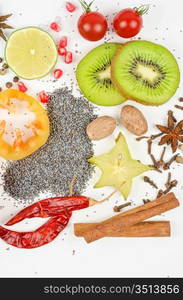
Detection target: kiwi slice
<box><xmin>76</xmin><ymin>43</ymin><xmax>126</xmax><ymax>106</ymax></box>
<box><xmin>111</xmin><ymin>41</ymin><xmax>180</xmax><ymax>105</ymax></box>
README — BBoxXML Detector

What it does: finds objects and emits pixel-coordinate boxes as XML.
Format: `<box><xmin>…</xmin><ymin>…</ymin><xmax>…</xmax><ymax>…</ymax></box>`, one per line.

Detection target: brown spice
<box><xmin>13</xmin><ymin>76</ymin><xmax>19</xmax><ymax>83</ymax></box>
<box><xmin>143</xmin><ymin>199</ymin><xmax>151</xmax><ymax>204</ymax></box>
<box><xmin>176</xmin><ymin>155</ymin><xmax>183</xmax><ymax>164</ymax></box>
<box><xmin>163</xmin><ymin>154</ymin><xmax>179</xmax><ymax>170</ymax></box>
<box><xmin>150</xmin><ymin>132</ymin><xmax>163</xmax><ymax>140</ymax></box>
<box><xmin>157</xmin><ymin>174</ymin><xmax>178</xmax><ymax>198</ymax></box>
<box><xmin>0</xmin><ymin>14</ymin><xmax>12</xmax><ymax>22</ymax></box>
<box><xmin>165</xmin><ymin>172</ymin><xmax>172</xmax><ymax>188</ymax></box>
<box><xmin>136</xmin><ymin>136</ymin><xmax>149</xmax><ymax>141</ymax></box>
<box><xmin>137</xmin><ymin>132</ymin><xmax>167</xmax><ymax>171</ymax></box>
<box><xmin>168</xmin><ymin>110</ymin><xmax>177</xmax><ymax>127</ymax></box>
<box><xmin>82</xmin><ymin>193</ymin><xmax>179</xmax><ymax>243</ymax></box>
<box><xmin>150</xmin><ymin>167</ymin><xmax>162</xmax><ymax>173</ymax></box>
<box><xmin>5</xmin><ymin>82</ymin><xmax>13</xmax><ymax>89</ymax></box>
<box><xmin>157</xmin><ymin>147</ymin><xmax>166</xmax><ymax>168</ymax></box>
<box><xmin>143</xmin><ymin>176</ymin><xmax>158</xmax><ymax>189</ymax></box>
<box><xmin>0</xmin><ymin>29</ymin><xmax>6</xmax><ymax>41</ymax></box>
<box><xmin>0</xmin><ymin>57</ymin><xmax>3</xmax><ymax>63</ymax></box>
<box><xmin>179</xmin><ymin>97</ymin><xmax>183</xmax><ymax>102</ymax></box>
<box><xmin>157</xmin><ymin>189</ymin><xmax>164</xmax><ymax>198</ymax></box>
<box><xmin>0</xmin><ymin>68</ymin><xmax>7</xmax><ymax>75</ymax></box>
<box><xmin>150</xmin><ymin>154</ymin><xmax>158</xmax><ymax>169</ymax></box>
<box><xmin>175</xmin><ymin>105</ymin><xmax>183</xmax><ymax>111</ymax></box>
<box><xmin>178</xmin><ymin>144</ymin><xmax>183</xmax><ymax>151</ymax></box>
<box><xmin>0</xmin><ymin>14</ymin><xmax>13</xmax><ymax>41</ymax></box>
<box><xmin>2</xmin><ymin>63</ymin><xmax>8</xmax><ymax>69</ymax></box>
<box><xmin>74</xmin><ymin>221</ymin><xmax>171</xmax><ymax>238</ymax></box>
<box><xmin>164</xmin><ymin>180</ymin><xmax>178</xmax><ymax>195</ymax></box>
<box><xmin>148</xmin><ymin>165</ymin><xmax>162</xmax><ymax>173</ymax></box>
<box><xmin>113</xmin><ymin>202</ymin><xmax>131</xmax><ymax>212</ymax></box>
<box><xmin>147</xmin><ymin>139</ymin><xmax>152</xmax><ymax>154</ymax></box>
<box><xmin>156</xmin><ymin>112</ymin><xmax>183</xmax><ymax>153</ymax></box>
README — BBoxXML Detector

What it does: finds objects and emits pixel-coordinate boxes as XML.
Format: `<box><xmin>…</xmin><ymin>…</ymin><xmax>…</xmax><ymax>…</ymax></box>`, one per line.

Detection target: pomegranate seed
<box><xmin>53</xmin><ymin>69</ymin><xmax>63</xmax><ymax>79</ymax></box>
<box><xmin>58</xmin><ymin>47</ymin><xmax>67</xmax><ymax>56</ymax></box>
<box><xmin>59</xmin><ymin>36</ymin><xmax>68</xmax><ymax>48</ymax></box>
<box><xmin>39</xmin><ymin>91</ymin><xmax>49</xmax><ymax>103</ymax></box>
<box><xmin>66</xmin><ymin>2</ymin><xmax>76</xmax><ymax>12</ymax></box>
<box><xmin>50</xmin><ymin>22</ymin><xmax>61</xmax><ymax>32</ymax></box>
<box><xmin>65</xmin><ymin>51</ymin><xmax>73</xmax><ymax>64</ymax></box>
<box><xmin>17</xmin><ymin>82</ymin><xmax>28</xmax><ymax>93</ymax></box>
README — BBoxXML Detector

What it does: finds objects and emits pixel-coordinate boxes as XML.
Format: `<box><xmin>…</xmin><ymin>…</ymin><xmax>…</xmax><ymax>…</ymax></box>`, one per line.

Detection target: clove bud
<box><xmin>113</xmin><ymin>202</ymin><xmax>131</xmax><ymax>212</ymax></box>
<box><xmin>143</xmin><ymin>176</ymin><xmax>158</xmax><ymax>189</ymax></box>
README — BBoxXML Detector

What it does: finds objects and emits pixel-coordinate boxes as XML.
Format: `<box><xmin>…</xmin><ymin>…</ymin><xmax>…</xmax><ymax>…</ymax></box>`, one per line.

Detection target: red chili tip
<box><xmin>53</xmin><ymin>69</ymin><xmax>63</xmax><ymax>79</ymax></box>
<box><xmin>39</xmin><ymin>91</ymin><xmax>49</xmax><ymax>103</ymax></box>
<box><xmin>59</xmin><ymin>36</ymin><xmax>68</xmax><ymax>48</ymax></box>
<box><xmin>66</xmin><ymin>2</ymin><xmax>76</xmax><ymax>12</ymax></box>
<box><xmin>50</xmin><ymin>22</ymin><xmax>61</xmax><ymax>32</ymax></box>
<box><xmin>65</xmin><ymin>51</ymin><xmax>73</xmax><ymax>64</ymax></box>
<box><xmin>17</xmin><ymin>82</ymin><xmax>28</xmax><ymax>93</ymax></box>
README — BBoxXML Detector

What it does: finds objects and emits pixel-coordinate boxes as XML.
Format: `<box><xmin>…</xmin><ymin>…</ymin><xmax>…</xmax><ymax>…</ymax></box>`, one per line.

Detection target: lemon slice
<box><xmin>5</xmin><ymin>27</ymin><xmax>58</xmax><ymax>80</ymax></box>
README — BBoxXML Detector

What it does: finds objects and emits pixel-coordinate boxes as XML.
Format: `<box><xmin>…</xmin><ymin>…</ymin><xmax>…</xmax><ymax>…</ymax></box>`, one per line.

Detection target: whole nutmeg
<box><xmin>120</xmin><ymin>105</ymin><xmax>148</xmax><ymax>136</ymax></box>
<box><xmin>86</xmin><ymin>116</ymin><xmax>116</xmax><ymax>140</ymax></box>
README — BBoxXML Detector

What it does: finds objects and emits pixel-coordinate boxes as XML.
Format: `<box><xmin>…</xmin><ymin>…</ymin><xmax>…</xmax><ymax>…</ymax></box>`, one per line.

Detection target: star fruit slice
<box><xmin>88</xmin><ymin>132</ymin><xmax>152</xmax><ymax>199</ymax></box>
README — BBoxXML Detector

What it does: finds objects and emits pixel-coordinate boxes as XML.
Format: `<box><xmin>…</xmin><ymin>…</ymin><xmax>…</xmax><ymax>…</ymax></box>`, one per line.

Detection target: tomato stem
<box><xmin>134</xmin><ymin>4</ymin><xmax>150</xmax><ymax>15</ymax></box>
<box><xmin>79</xmin><ymin>0</ymin><xmax>95</xmax><ymax>13</ymax></box>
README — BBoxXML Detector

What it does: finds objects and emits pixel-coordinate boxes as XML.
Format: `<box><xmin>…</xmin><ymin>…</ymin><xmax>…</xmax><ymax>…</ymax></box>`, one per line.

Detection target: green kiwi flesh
<box><xmin>111</xmin><ymin>41</ymin><xmax>180</xmax><ymax>105</ymax></box>
<box><xmin>76</xmin><ymin>43</ymin><xmax>126</xmax><ymax>106</ymax></box>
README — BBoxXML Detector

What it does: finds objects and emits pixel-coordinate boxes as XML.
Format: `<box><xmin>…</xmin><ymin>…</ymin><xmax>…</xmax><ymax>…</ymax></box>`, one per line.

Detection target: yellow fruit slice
<box><xmin>88</xmin><ymin>132</ymin><xmax>152</xmax><ymax>199</ymax></box>
<box><xmin>5</xmin><ymin>27</ymin><xmax>58</xmax><ymax>80</ymax></box>
<box><xmin>0</xmin><ymin>89</ymin><xmax>50</xmax><ymax>160</ymax></box>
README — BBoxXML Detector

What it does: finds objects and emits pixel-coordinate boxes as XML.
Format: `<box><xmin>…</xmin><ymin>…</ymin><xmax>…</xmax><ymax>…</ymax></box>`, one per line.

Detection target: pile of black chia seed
<box><xmin>3</xmin><ymin>88</ymin><xmax>96</xmax><ymax>204</ymax></box>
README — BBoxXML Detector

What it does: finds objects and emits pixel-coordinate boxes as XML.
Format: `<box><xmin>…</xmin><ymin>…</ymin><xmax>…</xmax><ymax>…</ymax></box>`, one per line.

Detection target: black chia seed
<box><xmin>3</xmin><ymin>88</ymin><xmax>96</xmax><ymax>204</ymax></box>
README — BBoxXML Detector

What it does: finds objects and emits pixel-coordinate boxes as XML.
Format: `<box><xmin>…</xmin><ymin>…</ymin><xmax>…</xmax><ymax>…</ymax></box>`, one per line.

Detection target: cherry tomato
<box><xmin>113</xmin><ymin>5</ymin><xmax>149</xmax><ymax>38</ymax></box>
<box><xmin>78</xmin><ymin>12</ymin><xmax>107</xmax><ymax>41</ymax></box>
<box><xmin>78</xmin><ymin>1</ymin><xmax>107</xmax><ymax>41</ymax></box>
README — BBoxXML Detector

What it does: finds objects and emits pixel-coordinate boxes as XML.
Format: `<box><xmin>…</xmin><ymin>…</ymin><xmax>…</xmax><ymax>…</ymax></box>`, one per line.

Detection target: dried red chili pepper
<box><xmin>6</xmin><ymin>196</ymin><xmax>97</xmax><ymax>226</ymax></box>
<box><xmin>0</xmin><ymin>210</ymin><xmax>71</xmax><ymax>249</ymax></box>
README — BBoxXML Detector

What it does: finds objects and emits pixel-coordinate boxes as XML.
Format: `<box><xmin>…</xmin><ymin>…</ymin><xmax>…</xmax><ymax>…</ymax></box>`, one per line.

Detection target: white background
<box><xmin>0</xmin><ymin>0</ymin><xmax>183</xmax><ymax>277</ymax></box>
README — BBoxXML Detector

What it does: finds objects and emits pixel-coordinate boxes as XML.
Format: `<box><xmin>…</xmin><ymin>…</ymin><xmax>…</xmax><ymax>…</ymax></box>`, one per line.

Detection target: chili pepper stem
<box><xmin>89</xmin><ymin>195</ymin><xmax>114</xmax><ymax>206</ymax></box>
<box><xmin>89</xmin><ymin>181</ymin><xmax>126</xmax><ymax>206</ymax></box>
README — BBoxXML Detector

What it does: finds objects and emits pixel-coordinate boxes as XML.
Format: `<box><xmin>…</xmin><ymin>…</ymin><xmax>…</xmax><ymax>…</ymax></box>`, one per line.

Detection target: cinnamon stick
<box><xmin>74</xmin><ymin>221</ymin><xmax>171</xmax><ymax>238</ymax></box>
<box><xmin>81</xmin><ymin>193</ymin><xmax>179</xmax><ymax>243</ymax></box>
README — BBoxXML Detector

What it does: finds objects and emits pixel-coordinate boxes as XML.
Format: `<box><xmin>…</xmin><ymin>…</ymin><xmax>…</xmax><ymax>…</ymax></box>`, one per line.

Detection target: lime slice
<box><xmin>5</xmin><ymin>27</ymin><xmax>58</xmax><ymax>80</ymax></box>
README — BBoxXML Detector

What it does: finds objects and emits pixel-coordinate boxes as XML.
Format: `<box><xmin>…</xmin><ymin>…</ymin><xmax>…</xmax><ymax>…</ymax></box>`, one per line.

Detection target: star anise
<box><xmin>0</xmin><ymin>14</ymin><xmax>13</xmax><ymax>41</ymax></box>
<box><xmin>156</xmin><ymin>110</ymin><xmax>183</xmax><ymax>153</ymax></box>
